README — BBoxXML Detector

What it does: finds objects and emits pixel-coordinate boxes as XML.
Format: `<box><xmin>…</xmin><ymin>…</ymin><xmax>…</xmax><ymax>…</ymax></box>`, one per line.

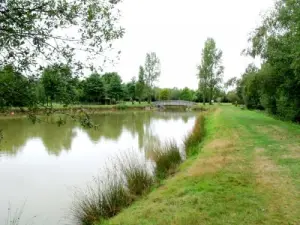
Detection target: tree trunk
<box><xmin>209</xmin><ymin>87</ymin><xmax>213</xmax><ymax>105</ymax></box>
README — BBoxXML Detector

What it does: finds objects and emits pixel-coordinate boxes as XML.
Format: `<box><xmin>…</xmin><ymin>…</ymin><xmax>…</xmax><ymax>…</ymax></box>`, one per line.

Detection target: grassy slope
<box><xmin>102</xmin><ymin>105</ymin><xmax>300</xmax><ymax>225</ymax></box>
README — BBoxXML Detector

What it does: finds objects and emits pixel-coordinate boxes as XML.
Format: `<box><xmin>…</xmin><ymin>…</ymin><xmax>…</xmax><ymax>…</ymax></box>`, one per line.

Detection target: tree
<box><xmin>135</xmin><ymin>66</ymin><xmax>146</xmax><ymax>104</ymax></box>
<box><xmin>170</xmin><ymin>88</ymin><xmax>181</xmax><ymax>100</ymax></box>
<box><xmin>41</xmin><ymin>64</ymin><xmax>75</xmax><ymax>106</ymax></box>
<box><xmin>102</xmin><ymin>72</ymin><xmax>123</xmax><ymax>103</ymax></box>
<box><xmin>144</xmin><ymin>52</ymin><xmax>161</xmax><ymax>103</ymax></box>
<box><xmin>180</xmin><ymin>87</ymin><xmax>193</xmax><ymax>101</ymax></box>
<box><xmin>0</xmin><ymin>0</ymin><xmax>124</xmax><ymax>71</ymax></box>
<box><xmin>108</xmin><ymin>74</ymin><xmax>123</xmax><ymax>102</ymax></box>
<box><xmin>242</xmin><ymin>0</ymin><xmax>300</xmax><ymax>121</ymax></box>
<box><xmin>225</xmin><ymin>77</ymin><xmax>238</xmax><ymax>89</ymax></box>
<box><xmin>159</xmin><ymin>89</ymin><xmax>171</xmax><ymax>100</ymax></box>
<box><xmin>0</xmin><ymin>65</ymin><xmax>36</xmax><ymax>107</ymax></box>
<box><xmin>83</xmin><ymin>73</ymin><xmax>105</xmax><ymax>103</ymax></box>
<box><xmin>197</xmin><ymin>38</ymin><xmax>224</xmax><ymax>105</ymax></box>
<box><xmin>126</xmin><ymin>77</ymin><xmax>136</xmax><ymax>104</ymax></box>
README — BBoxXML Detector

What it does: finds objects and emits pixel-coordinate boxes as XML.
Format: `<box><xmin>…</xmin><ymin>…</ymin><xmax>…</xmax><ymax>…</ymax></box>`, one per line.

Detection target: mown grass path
<box><xmin>103</xmin><ymin>105</ymin><xmax>300</xmax><ymax>225</ymax></box>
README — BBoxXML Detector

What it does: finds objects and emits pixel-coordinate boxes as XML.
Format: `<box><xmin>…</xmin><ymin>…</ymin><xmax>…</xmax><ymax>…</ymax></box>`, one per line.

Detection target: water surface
<box><xmin>0</xmin><ymin>111</ymin><xmax>196</xmax><ymax>224</ymax></box>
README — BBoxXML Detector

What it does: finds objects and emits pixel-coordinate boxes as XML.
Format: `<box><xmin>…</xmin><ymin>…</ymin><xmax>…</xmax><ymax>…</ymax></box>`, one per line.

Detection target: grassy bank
<box><xmin>0</xmin><ymin>102</ymin><xmax>208</xmax><ymax>117</ymax></box>
<box><xmin>72</xmin><ymin>115</ymin><xmax>205</xmax><ymax>225</ymax></box>
<box><xmin>0</xmin><ymin>102</ymin><xmax>152</xmax><ymax>116</ymax></box>
<box><xmin>101</xmin><ymin>105</ymin><xmax>300</xmax><ymax>225</ymax></box>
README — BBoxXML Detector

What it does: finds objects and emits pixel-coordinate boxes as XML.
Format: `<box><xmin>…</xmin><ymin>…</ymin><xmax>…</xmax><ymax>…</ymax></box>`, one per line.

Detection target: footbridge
<box><xmin>153</xmin><ymin>100</ymin><xmax>197</xmax><ymax>107</ymax></box>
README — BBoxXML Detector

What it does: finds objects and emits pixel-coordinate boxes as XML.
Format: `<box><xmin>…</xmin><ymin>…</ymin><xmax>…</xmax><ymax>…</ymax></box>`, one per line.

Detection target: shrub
<box><xmin>152</xmin><ymin>140</ymin><xmax>182</xmax><ymax>179</ymax></box>
<box><xmin>116</xmin><ymin>104</ymin><xmax>128</xmax><ymax>110</ymax></box>
<box><xmin>184</xmin><ymin>114</ymin><xmax>205</xmax><ymax>156</ymax></box>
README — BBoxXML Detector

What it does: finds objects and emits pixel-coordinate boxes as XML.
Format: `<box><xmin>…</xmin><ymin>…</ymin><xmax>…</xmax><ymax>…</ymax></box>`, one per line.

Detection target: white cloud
<box><xmin>107</xmin><ymin>0</ymin><xmax>274</xmax><ymax>89</ymax></box>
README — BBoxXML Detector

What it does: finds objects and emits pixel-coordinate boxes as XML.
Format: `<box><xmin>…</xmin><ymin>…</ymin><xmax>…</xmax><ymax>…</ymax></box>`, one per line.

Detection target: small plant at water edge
<box><xmin>72</xmin><ymin>176</ymin><xmax>132</xmax><ymax>225</ymax></box>
<box><xmin>184</xmin><ymin>114</ymin><xmax>205</xmax><ymax>156</ymax></box>
<box><xmin>152</xmin><ymin>140</ymin><xmax>182</xmax><ymax>179</ymax></box>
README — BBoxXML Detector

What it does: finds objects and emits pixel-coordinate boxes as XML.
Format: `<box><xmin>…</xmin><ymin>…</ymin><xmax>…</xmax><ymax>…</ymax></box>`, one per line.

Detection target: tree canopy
<box><xmin>234</xmin><ymin>0</ymin><xmax>300</xmax><ymax>121</ymax></box>
<box><xmin>0</xmin><ymin>0</ymin><xmax>124</xmax><ymax>72</ymax></box>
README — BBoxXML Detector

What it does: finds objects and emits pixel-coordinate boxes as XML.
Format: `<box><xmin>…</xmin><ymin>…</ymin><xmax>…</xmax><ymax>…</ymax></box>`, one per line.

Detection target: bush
<box><xmin>184</xmin><ymin>114</ymin><xmax>205</xmax><ymax>156</ymax></box>
<box><xmin>116</xmin><ymin>103</ymin><xmax>128</xmax><ymax>110</ymax></box>
<box><xmin>152</xmin><ymin>140</ymin><xmax>182</xmax><ymax>179</ymax></box>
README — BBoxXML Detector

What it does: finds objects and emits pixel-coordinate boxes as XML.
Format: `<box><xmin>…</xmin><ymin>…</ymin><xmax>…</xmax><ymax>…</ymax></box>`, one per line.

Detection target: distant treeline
<box><xmin>0</xmin><ymin>64</ymin><xmax>231</xmax><ymax>108</ymax></box>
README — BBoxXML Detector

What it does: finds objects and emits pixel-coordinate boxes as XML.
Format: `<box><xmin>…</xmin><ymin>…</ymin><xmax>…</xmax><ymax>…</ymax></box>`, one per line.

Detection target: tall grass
<box><xmin>72</xmin><ymin>152</ymin><xmax>153</xmax><ymax>225</ymax></box>
<box><xmin>152</xmin><ymin>140</ymin><xmax>182</xmax><ymax>179</ymax></box>
<box><xmin>184</xmin><ymin>114</ymin><xmax>205</xmax><ymax>156</ymax></box>
<box><xmin>72</xmin><ymin>174</ymin><xmax>132</xmax><ymax>225</ymax></box>
<box><xmin>5</xmin><ymin>203</ymin><xmax>25</xmax><ymax>225</ymax></box>
<box><xmin>120</xmin><ymin>153</ymin><xmax>154</xmax><ymax>197</ymax></box>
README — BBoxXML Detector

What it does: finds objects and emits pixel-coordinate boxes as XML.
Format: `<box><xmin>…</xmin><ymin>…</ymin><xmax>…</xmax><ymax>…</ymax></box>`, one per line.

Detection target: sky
<box><xmin>107</xmin><ymin>0</ymin><xmax>275</xmax><ymax>89</ymax></box>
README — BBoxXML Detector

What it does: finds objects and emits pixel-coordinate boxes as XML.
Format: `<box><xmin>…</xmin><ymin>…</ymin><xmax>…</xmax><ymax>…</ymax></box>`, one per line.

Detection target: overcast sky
<box><xmin>107</xmin><ymin>0</ymin><xmax>274</xmax><ymax>89</ymax></box>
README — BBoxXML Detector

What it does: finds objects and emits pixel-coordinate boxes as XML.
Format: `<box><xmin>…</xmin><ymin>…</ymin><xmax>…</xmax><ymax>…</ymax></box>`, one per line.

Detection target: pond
<box><xmin>0</xmin><ymin>111</ymin><xmax>197</xmax><ymax>225</ymax></box>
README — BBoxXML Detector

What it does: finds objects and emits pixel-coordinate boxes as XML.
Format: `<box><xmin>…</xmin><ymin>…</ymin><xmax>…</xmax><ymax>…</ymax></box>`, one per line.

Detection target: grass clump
<box><xmin>152</xmin><ymin>140</ymin><xmax>182</xmax><ymax>179</ymax></box>
<box><xmin>184</xmin><ymin>114</ymin><xmax>205</xmax><ymax>156</ymax></box>
<box><xmin>5</xmin><ymin>203</ymin><xmax>25</xmax><ymax>225</ymax></box>
<box><xmin>72</xmin><ymin>176</ymin><xmax>132</xmax><ymax>225</ymax></box>
<box><xmin>115</xmin><ymin>104</ymin><xmax>128</xmax><ymax>110</ymax></box>
<box><xmin>124</xmin><ymin>166</ymin><xmax>153</xmax><ymax>197</ymax></box>
<box><xmin>124</xmin><ymin>164</ymin><xmax>153</xmax><ymax>197</ymax></box>
<box><xmin>119</xmin><ymin>152</ymin><xmax>154</xmax><ymax>197</ymax></box>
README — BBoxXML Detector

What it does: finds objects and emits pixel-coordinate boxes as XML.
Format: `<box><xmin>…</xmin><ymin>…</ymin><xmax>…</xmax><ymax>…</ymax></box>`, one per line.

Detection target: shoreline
<box><xmin>0</xmin><ymin>104</ymin><xmax>206</xmax><ymax>118</ymax></box>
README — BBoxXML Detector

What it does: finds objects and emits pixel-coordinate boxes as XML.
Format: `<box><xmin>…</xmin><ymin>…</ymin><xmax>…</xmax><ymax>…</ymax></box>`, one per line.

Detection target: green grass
<box><xmin>100</xmin><ymin>105</ymin><xmax>300</xmax><ymax>225</ymax></box>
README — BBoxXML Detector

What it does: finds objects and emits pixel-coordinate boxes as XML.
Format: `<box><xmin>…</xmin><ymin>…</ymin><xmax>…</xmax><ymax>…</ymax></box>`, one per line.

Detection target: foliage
<box><xmin>197</xmin><ymin>38</ymin><xmax>224</xmax><ymax>105</ymax></box>
<box><xmin>135</xmin><ymin>66</ymin><xmax>146</xmax><ymax>103</ymax></box>
<box><xmin>126</xmin><ymin>77</ymin><xmax>136</xmax><ymax>103</ymax></box>
<box><xmin>41</xmin><ymin>63</ymin><xmax>77</xmax><ymax>105</ymax></box>
<box><xmin>238</xmin><ymin>0</ymin><xmax>300</xmax><ymax>121</ymax></box>
<box><xmin>83</xmin><ymin>73</ymin><xmax>105</xmax><ymax>103</ymax></box>
<box><xmin>180</xmin><ymin>87</ymin><xmax>194</xmax><ymax>101</ymax></box>
<box><xmin>144</xmin><ymin>52</ymin><xmax>161</xmax><ymax>103</ymax></box>
<box><xmin>159</xmin><ymin>88</ymin><xmax>171</xmax><ymax>100</ymax></box>
<box><xmin>0</xmin><ymin>65</ymin><xmax>36</xmax><ymax>108</ymax></box>
<box><xmin>0</xmin><ymin>0</ymin><xmax>124</xmax><ymax>72</ymax></box>
<box><xmin>102</xmin><ymin>72</ymin><xmax>123</xmax><ymax>103</ymax></box>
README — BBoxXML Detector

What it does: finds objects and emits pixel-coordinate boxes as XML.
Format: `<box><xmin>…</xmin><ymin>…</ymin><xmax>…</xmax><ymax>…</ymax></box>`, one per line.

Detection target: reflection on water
<box><xmin>0</xmin><ymin>111</ymin><xmax>196</xmax><ymax>225</ymax></box>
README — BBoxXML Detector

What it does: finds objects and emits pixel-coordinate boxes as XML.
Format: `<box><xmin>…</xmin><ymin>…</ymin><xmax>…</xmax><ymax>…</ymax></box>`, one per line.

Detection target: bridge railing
<box><xmin>153</xmin><ymin>100</ymin><xmax>197</xmax><ymax>107</ymax></box>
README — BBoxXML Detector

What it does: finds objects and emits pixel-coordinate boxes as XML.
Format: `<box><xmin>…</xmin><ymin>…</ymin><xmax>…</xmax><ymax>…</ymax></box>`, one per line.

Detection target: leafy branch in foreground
<box><xmin>0</xmin><ymin>0</ymin><xmax>124</xmax><ymax>72</ymax></box>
